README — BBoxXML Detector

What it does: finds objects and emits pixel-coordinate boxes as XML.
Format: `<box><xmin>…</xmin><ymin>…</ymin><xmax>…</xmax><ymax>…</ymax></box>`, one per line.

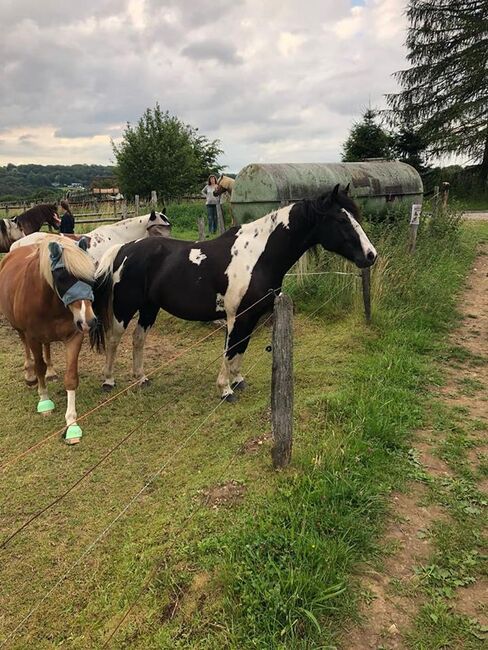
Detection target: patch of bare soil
<box><xmin>341</xmin><ymin>485</ymin><xmax>444</xmax><ymax>650</ymax></box>
<box><xmin>341</xmin><ymin>247</ymin><xmax>488</xmax><ymax>649</ymax></box>
<box><xmin>199</xmin><ymin>480</ymin><xmax>246</xmax><ymax>509</ymax></box>
<box><xmin>239</xmin><ymin>432</ymin><xmax>272</xmax><ymax>454</ymax></box>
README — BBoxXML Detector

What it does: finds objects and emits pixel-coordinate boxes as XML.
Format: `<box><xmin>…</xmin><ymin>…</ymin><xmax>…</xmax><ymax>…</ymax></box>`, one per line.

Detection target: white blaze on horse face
<box><xmin>223</xmin><ymin>205</ymin><xmax>292</xmax><ymax>332</ymax></box>
<box><xmin>70</xmin><ymin>299</ymin><xmax>93</xmax><ymax>332</ymax></box>
<box><xmin>342</xmin><ymin>209</ymin><xmax>377</xmax><ymax>261</ymax></box>
<box><xmin>189</xmin><ymin>248</ymin><xmax>207</xmax><ymax>265</ymax></box>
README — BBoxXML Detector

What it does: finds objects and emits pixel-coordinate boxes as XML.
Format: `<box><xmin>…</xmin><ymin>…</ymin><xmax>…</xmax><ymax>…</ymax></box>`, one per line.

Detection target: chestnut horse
<box><xmin>0</xmin><ymin>203</ymin><xmax>61</xmax><ymax>252</ymax></box>
<box><xmin>0</xmin><ymin>237</ymin><xmax>97</xmax><ymax>443</ymax></box>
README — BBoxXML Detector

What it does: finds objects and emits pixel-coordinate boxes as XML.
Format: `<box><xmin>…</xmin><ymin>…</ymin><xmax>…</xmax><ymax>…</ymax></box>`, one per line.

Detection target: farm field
<box><xmin>0</xmin><ymin>217</ymin><xmax>487</xmax><ymax>649</ymax></box>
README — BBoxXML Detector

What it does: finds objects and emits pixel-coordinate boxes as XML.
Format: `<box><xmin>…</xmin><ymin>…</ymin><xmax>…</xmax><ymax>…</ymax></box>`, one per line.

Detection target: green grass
<box><xmin>1</xmin><ymin>211</ymin><xmax>487</xmax><ymax>648</ymax></box>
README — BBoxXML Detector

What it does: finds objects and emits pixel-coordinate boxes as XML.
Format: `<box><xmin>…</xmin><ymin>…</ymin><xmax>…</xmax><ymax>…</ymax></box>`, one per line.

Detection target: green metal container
<box><xmin>231</xmin><ymin>161</ymin><xmax>423</xmax><ymax>223</ymax></box>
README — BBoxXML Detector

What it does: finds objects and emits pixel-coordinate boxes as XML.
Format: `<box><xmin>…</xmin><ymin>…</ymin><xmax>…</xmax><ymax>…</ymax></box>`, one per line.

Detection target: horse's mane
<box><xmin>17</xmin><ymin>203</ymin><xmax>57</xmax><ymax>226</ymax></box>
<box><xmin>37</xmin><ymin>235</ymin><xmax>95</xmax><ymax>289</ymax></box>
<box><xmin>308</xmin><ymin>190</ymin><xmax>361</xmax><ymax>221</ymax></box>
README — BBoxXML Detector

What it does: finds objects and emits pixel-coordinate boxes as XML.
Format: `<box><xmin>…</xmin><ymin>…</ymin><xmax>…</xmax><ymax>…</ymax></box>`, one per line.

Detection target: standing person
<box><xmin>201</xmin><ymin>175</ymin><xmax>219</xmax><ymax>236</ymax></box>
<box><xmin>59</xmin><ymin>199</ymin><xmax>75</xmax><ymax>234</ymax></box>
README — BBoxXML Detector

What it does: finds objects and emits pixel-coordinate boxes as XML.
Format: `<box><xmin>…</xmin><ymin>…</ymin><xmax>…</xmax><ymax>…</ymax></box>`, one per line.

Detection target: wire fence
<box><xmin>1</xmin><ymin>277</ymin><xmax>359</xmax><ymax>647</ymax></box>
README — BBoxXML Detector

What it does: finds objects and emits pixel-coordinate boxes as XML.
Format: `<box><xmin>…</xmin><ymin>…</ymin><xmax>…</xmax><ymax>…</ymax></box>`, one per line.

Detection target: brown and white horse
<box><xmin>213</xmin><ymin>176</ymin><xmax>236</xmax><ymax>225</ymax></box>
<box><xmin>0</xmin><ymin>237</ymin><xmax>96</xmax><ymax>443</ymax></box>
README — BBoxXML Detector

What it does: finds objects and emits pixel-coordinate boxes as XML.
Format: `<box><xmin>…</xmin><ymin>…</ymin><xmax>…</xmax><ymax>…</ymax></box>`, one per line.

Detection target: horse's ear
<box><xmin>48</xmin><ymin>241</ymin><xmax>63</xmax><ymax>266</ymax></box>
<box><xmin>331</xmin><ymin>184</ymin><xmax>340</xmax><ymax>198</ymax></box>
<box><xmin>344</xmin><ymin>183</ymin><xmax>351</xmax><ymax>195</ymax></box>
<box><xmin>77</xmin><ymin>237</ymin><xmax>89</xmax><ymax>252</ymax></box>
<box><xmin>149</xmin><ymin>210</ymin><xmax>156</xmax><ymax>221</ymax></box>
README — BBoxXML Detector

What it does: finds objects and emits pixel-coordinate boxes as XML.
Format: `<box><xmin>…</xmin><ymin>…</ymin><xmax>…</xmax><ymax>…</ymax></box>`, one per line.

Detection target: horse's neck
<box><xmin>94</xmin><ymin>216</ymin><xmax>147</xmax><ymax>240</ymax></box>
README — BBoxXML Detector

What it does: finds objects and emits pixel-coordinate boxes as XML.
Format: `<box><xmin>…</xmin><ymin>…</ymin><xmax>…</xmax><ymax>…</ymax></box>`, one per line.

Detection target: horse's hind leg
<box><xmin>29</xmin><ymin>339</ymin><xmax>53</xmax><ymax>415</ymax></box>
<box><xmin>19</xmin><ymin>333</ymin><xmax>37</xmax><ymax>387</ymax></box>
<box><xmin>63</xmin><ymin>332</ymin><xmax>84</xmax><ymax>444</ymax></box>
<box><xmin>132</xmin><ymin>303</ymin><xmax>159</xmax><ymax>387</ymax></box>
<box><xmin>43</xmin><ymin>343</ymin><xmax>58</xmax><ymax>381</ymax></box>
<box><xmin>102</xmin><ymin>318</ymin><xmax>125</xmax><ymax>391</ymax></box>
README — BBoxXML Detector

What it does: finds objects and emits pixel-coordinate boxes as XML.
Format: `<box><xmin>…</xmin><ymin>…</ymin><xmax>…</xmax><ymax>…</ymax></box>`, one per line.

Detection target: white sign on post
<box><xmin>410</xmin><ymin>204</ymin><xmax>422</xmax><ymax>225</ymax></box>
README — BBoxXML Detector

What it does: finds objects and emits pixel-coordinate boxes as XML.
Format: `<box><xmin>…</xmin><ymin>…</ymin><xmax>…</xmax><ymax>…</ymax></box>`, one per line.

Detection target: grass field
<box><xmin>0</xmin><ymin>210</ymin><xmax>486</xmax><ymax>648</ymax></box>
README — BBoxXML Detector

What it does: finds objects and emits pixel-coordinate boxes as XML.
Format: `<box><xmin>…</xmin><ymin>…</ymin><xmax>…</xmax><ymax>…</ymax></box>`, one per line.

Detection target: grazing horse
<box><xmin>92</xmin><ymin>185</ymin><xmax>377</xmax><ymax>401</ymax></box>
<box><xmin>0</xmin><ymin>204</ymin><xmax>61</xmax><ymax>252</ymax></box>
<box><xmin>0</xmin><ymin>237</ymin><xmax>97</xmax><ymax>444</ymax></box>
<box><xmin>10</xmin><ymin>210</ymin><xmax>171</xmax><ymax>263</ymax></box>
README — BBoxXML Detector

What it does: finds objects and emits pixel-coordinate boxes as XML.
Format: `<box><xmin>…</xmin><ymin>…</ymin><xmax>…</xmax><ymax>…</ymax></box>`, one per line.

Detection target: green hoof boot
<box><xmin>64</xmin><ymin>424</ymin><xmax>82</xmax><ymax>445</ymax></box>
<box><xmin>37</xmin><ymin>399</ymin><xmax>55</xmax><ymax>415</ymax></box>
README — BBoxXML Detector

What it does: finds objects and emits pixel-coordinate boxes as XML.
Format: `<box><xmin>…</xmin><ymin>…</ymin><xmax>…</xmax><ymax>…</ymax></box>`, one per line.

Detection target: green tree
<box><xmin>112</xmin><ymin>105</ymin><xmax>224</xmax><ymax>199</ymax></box>
<box><xmin>387</xmin><ymin>0</ymin><xmax>488</xmax><ymax>182</ymax></box>
<box><xmin>392</xmin><ymin>126</ymin><xmax>428</xmax><ymax>173</ymax></box>
<box><xmin>342</xmin><ymin>109</ymin><xmax>392</xmax><ymax>162</ymax></box>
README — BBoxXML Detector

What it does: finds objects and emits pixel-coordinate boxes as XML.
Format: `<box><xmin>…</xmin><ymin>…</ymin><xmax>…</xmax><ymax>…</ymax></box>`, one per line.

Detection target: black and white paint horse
<box><xmin>0</xmin><ymin>203</ymin><xmax>61</xmax><ymax>252</ymax></box>
<box><xmin>92</xmin><ymin>186</ymin><xmax>377</xmax><ymax>400</ymax></box>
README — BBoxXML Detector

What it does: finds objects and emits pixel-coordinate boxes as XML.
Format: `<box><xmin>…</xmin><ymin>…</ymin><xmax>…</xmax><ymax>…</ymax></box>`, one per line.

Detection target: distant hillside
<box><xmin>0</xmin><ymin>164</ymin><xmax>116</xmax><ymax>201</ymax></box>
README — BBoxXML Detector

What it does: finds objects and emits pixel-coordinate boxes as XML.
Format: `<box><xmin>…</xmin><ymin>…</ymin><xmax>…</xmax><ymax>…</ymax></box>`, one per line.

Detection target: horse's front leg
<box><xmin>29</xmin><ymin>339</ymin><xmax>54</xmax><ymax>415</ymax></box>
<box><xmin>217</xmin><ymin>314</ymin><xmax>257</xmax><ymax>402</ymax></box>
<box><xmin>132</xmin><ymin>304</ymin><xmax>159</xmax><ymax>388</ymax></box>
<box><xmin>43</xmin><ymin>343</ymin><xmax>58</xmax><ymax>381</ymax></box>
<box><xmin>63</xmin><ymin>332</ymin><xmax>84</xmax><ymax>444</ymax></box>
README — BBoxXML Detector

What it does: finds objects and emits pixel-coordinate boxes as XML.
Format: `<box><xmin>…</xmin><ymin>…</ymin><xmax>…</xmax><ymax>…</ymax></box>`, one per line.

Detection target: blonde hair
<box><xmin>36</xmin><ymin>235</ymin><xmax>95</xmax><ymax>289</ymax></box>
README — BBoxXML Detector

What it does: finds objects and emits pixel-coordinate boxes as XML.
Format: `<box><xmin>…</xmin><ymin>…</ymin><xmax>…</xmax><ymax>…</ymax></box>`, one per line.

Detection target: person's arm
<box><xmin>201</xmin><ymin>185</ymin><xmax>208</xmax><ymax>198</ymax></box>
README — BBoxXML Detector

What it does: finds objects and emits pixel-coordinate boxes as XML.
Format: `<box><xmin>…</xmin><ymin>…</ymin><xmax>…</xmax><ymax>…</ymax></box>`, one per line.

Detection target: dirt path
<box><xmin>340</xmin><ymin>247</ymin><xmax>488</xmax><ymax>649</ymax></box>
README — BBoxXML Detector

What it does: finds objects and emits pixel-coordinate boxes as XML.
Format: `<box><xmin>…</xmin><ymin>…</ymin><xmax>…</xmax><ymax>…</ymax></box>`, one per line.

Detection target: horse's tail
<box><xmin>90</xmin><ymin>244</ymin><xmax>121</xmax><ymax>352</ymax></box>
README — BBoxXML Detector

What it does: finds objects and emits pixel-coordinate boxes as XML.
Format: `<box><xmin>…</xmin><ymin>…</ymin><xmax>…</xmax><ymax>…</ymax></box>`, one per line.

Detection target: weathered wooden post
<box><xmin>361</xmin><ymin>268</ymin><xmax>371</xmax><ymax>324</ymax></box>
<box><xmin>151</xmin><ymin>190</ymin><xmax>158</xmax><ymax>208</ymax></box>
<box><xmin>134</xmin><ymin>195</ymin><xmax>140</xmax><ymax>217</ymax></box>
<box><xmin>408</xmin><ymin>203</ymin><xmax>422</xmax><ymax>254</ymax></box>
<box><xmin>5</xmin><ymin>204</ymin><xmax>8</xmax><ymax>219</ymax></box>
<box><xmin>122</xmin><ymin>200</ymin><xmax>128</xmax><ymax>220</ymax></box>
<box><xmin>440</xmin><ymin>182</ymin><xmax>450</xmax><ymax>212</ymax></box>
<box><xmin>197</xmin><ymin>216</ymin><xmax>206</xmax><ymax>241</ymax></box>
<box><xmin>113</xmin><ymin>199</ymin><xmax>117</xmax><ymax>221</ymax></box>
<box><xmin>216</xmin><ymin>202</ymin><xmax>225</xmax><ymax>235</ymax></box>
<box><xmin>271</xmin><ymin>293</ymin><xmax>294</xmax><ymax>469</ymax></box>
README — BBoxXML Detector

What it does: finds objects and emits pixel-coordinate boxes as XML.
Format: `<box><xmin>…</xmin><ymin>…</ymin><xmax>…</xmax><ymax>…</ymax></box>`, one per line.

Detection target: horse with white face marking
<box><xmin>10</xmin><ymin>210</ymin><xmax>171</xmax><ymax>263</ymax></box>
<box><xmin>0</xmin><ymin>237</ymin><xmax>97</xmax><ymax>444</ymax></box>
<box><xmin>91</xmin><ymin>185</ymin><xmax>377</xmax><ymax>400</ymax></box>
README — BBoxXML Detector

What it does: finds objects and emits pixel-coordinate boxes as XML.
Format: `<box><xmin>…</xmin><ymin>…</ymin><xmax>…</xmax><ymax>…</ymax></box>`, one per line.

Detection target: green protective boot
<box><xmin>64</xmin><ymin>424</ymin><xmax>83</xmax><ymax>445</ymax></box>
<box><xmin>37</xmin><ymin>399</ymin><xmax>55</xmax><ymax>414</ymax></box>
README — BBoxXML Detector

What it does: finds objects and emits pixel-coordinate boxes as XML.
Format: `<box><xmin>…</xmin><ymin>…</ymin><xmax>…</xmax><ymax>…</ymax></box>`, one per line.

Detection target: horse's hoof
<box><xmin>37</xmin><ymin>399</ymin><xmax>55</xmax><ymax>415</ymax></box>
<box><xmin>25</xmin><ymin>378</ymin><xmax>38</xmax><ymax>388</ymax></box>
<box><xmin>231</xmin><ymin>380</ymin><xmax>247</xmax><ymax>391</ymax></box>
<box><xmin>64</xmin><ymin>424</ymin><xmax>82</xmax><ymax>445</ymax></box>
<box><xmin>139</xmin><ymin>378</ymin><xmax>151</xmax><ymax>389</ymax></box>
<box><xmin>102</xmin><ymin>383</ymin><xmax>114</xmax><ymax>392</ymax></box>
<box><xmin>224</xmin><ymin>393</ymin><xmax>238</xmax><ymax>403</ymax></box>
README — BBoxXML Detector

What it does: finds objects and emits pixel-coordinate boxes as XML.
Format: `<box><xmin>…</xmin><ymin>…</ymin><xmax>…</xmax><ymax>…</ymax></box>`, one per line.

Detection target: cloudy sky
<box><xmin>0</xmin><ymin>0</ymin><xmax>409</xmax><ymax>171</ymax></box>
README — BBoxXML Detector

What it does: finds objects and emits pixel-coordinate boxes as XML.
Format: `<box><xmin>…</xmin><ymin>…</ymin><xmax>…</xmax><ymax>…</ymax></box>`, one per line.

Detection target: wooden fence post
<box><xmin>361</xmin><ymin>268</ymin><xmax>371</xmax><ymax>324</ymax></box>
<box><xmin>5</xmin><ymin>205</ymin><xmax>8</xmax><ymax>219</ymax></box>
<box><xmin>151</xmin><ymin>190</ymin><xmax>157</xmax><ymax>208</ymax></box>
<box><xmin>271</xmin><ymin>293</ymin><xmax>294</xmax><ymax>469</ymax></box>
<box><xmin>197</xmin><ymin>216</ymin><xmax>206</xmax><ymax>241</ymax></box>
<box><xmin>113</xmin><ymin>200</ymin><xmax>117</xmax><ymax>221</ymax></box>
<box><xmin>408</xmin><ymin>203</ymin><xmax>422</xmax><ymax>254</ymax></box>
<box><xmin>122</xmin><ymin>200</ymin><xmax>128</xmax><ymax>219</ymax></box>
<box><xmin>440</xmin><ymin>182</ymin><xmax>450</xmax><ymax>212</ymax></box>
<box><xmin>134</xmin><ymin>195</ymin><xmax>139</xmax><ymax>217</ymax></box>
<box><xmin>216</xmin><ymin>202</ymin><xmax>225</xmax><ymax>235</ymax></box>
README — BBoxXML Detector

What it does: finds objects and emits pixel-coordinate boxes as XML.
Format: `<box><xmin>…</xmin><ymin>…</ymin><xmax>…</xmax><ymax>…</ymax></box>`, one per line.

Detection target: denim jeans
<box><xmin>206</xmin><ymin>204</ymin><xmax>217</xmax><ymax>234</ymax></box>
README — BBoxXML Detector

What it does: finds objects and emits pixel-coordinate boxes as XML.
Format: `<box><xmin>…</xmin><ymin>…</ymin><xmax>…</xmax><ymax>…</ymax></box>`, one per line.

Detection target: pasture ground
<box><xmin>0</xmin><ymin>215</ymin><xmax>487</xmax><ymax>648</ymax></box>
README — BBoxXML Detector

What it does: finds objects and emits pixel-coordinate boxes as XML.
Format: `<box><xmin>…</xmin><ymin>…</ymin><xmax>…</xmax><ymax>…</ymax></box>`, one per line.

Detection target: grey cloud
<box><xmin>181</xmin><ymin>41</ymin><xmax>242</xmax><ymax>65</ymax></box>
